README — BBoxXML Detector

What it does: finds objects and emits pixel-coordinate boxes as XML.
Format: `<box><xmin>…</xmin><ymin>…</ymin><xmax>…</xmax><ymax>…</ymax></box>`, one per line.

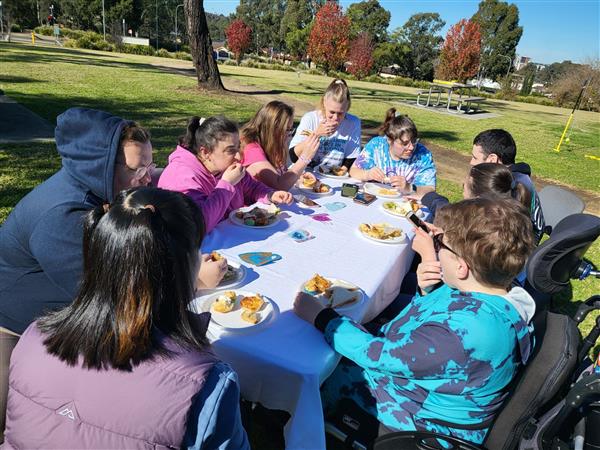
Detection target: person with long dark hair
<box><xmin>3</xmin><ymin>187</ymin><xmax>249</xmax><ymax>449</ymax></box>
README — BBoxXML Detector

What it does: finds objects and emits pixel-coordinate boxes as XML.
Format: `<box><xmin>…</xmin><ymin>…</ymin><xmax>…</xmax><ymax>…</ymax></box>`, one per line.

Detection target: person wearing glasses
<box><xmin>0</xmin><ymin>108</ymin><xmax>155</xmax><ymax>439</ymax></box>
<box><xmin>294</xmin><ymin>197</ymin><xmax>536</xmax><ymax>445</ymax></box>
<box><xmin>240</xmin><ymin>101</ymin><xmax>319</xmax><ymax>191</ymax></box>
<box><xmin>349</xmin><ymin>108</ymin><xmax>436</xmax><ymax>196</ymax></box>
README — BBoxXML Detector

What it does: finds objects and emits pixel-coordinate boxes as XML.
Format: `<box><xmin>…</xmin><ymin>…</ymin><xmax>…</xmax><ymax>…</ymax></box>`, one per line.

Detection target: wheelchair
<box><xmin>326</xmin><ymin>213</ymin><xmax>600</xmax><ymax>450</ymax></box>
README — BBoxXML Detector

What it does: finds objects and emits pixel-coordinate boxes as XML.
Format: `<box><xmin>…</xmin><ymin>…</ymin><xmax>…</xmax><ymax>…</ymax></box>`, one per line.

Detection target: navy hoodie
<box><xmin>0</xmin><ymin>108</ymin><xmax>130</xmax><ymax>334</ymax></box>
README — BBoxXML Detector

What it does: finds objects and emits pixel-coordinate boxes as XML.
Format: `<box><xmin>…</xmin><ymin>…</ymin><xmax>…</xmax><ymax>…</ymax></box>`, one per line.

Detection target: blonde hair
<box><xmin>319</xmin><ymin>78</ymin><xmax>351</xmax><ymax>113</ymax></box>
<box><xmin>241</xmin><ymin>101</ymin><xmax>294</xmax><ymax>170</ymax></box>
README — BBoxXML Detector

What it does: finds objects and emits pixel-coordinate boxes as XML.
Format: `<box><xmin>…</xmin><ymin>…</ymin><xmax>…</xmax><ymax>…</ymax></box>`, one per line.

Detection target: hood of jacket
<box><xmin>55</xmin><ymin>107</ymin><xmax>131</xmax><ymax>202</ymax></box>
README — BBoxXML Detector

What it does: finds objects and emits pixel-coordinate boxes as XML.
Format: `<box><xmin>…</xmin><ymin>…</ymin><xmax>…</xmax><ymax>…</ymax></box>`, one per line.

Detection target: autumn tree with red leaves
<box><xmin>225</xmin><ymin>19</ymin><xmax>253</xmax><ymax>64</ymax></box>
<box><xmin>308</xmin><ymin>1</ymin><xmax>351</xmax><ymax>73</ymax></box>
<box><xmin>347</xmin><ymin>33</ymin><xmax>374</xmax><ymax>79</ymax></box>
<box><xmin>435</xmin><ymin>19</ymin><xmax>482</xmax><ymax>83</ymax></box>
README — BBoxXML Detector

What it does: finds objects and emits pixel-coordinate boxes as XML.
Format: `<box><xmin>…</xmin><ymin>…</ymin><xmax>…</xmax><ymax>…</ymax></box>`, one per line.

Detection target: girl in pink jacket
<box><xmin>158</xmin><ymin>116</ymin><xmax>292</xmax><ymax>232</ymax></box>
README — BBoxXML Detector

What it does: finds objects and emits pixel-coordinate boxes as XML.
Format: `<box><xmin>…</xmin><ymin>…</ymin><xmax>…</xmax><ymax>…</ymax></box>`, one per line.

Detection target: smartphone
<box><xmin>293</xmin><ymin>194</ymin><xmax>320</xmax><ymax>207</ymax></box>
<box><xmin>353</xmin><ymin>192</ymin><xmax>376</xmax><ymax>205</ymax></box>
<box><xmin>341</xmin><ymin>183</ymin><xmax>360</xmax><ymax>198</ymax></box>
<box><xmin>406</xmin><ymin>211</ymin><xmax>429</xmax><ymax>232</ymax></box>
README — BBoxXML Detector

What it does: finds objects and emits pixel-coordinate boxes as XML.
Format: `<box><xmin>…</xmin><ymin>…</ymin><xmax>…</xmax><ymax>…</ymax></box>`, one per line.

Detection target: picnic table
<box><xmin>193</xmin><ymin>175</ymin><xmax>420</xmax><ymax>449</ymax></box>
<box><xmin>417</xmin><ymin>82</ymin><xmax>485</xmax><ymax>113</ymax></box>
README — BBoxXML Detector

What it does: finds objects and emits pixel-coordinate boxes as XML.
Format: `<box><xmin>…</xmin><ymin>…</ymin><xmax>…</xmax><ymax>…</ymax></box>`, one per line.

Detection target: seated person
<box><xmin>3</xmin><ymin>187</ymin><xmax>249</xmax><ymax>449</ymax></box>
<box><xmin>289</xmin><ymin>78</ymin><xmax>361</xmax><ymax>171</ymax></box>
<box><xmin>294</xmin><ymin>197</ymin><xmax>536</xmax><ymax>444</ymax></box>
<box><xmin>469</xmin><ymin>129</ymin><xmax>545</xmax><ymax>242</ymax></box>
<box><xmin>158</xmin><ymin>116</ymin><xmax>292</xmax><ymax>233</ymax></box>
<box><xmin>241</xmin><ymin>100</ymin><xmax>319</xmax><ymax>190</ymax></box>
<box><xmin>350</xmin><ymin>108</ymin><xmax>436</xmax><ymax>196</ymax></box>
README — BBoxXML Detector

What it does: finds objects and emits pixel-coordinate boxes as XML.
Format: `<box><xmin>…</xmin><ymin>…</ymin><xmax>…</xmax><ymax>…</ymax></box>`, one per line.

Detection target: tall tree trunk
<box><xmin>184</xmin><ymin>0</ymin><xmax>224</xmax><ymax>91</ymax></box>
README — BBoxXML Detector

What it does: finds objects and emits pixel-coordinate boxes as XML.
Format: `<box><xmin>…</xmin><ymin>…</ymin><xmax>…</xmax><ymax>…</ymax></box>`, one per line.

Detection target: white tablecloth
<box><xmin>196</xmin><ymin>177</ymin><xmax>418</xmax><ymax>449</ymax></box>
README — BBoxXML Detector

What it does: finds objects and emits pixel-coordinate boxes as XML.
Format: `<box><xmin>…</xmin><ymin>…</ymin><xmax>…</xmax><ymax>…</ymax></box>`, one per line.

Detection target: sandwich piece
<box><xmin>240</xmin><ymin>294</ymin><xmax>265</xmax><ymax>312</ymax></box>
<box><xmin>304</xmin><ymin>274</ymin><xmax>332</xmax><ymax>294</ymax></box>
<box><xmin>330</xmin><ymin>286</ymin><xmax>360</xmax><ymax>309</ymax></box>
<box><xmin>212</xmin><ymin>291</ymin><xmax>237</xmax><ymax>313</ymax></box>
<box><xmin>331</xmin><ymin>166</ymin><xmax>348</xmax><ymax>177</ymax></box>
<box><xmin>241</xmin><ymin>309</ymin><xmax>260</xmax><ymax>324</ymax></box>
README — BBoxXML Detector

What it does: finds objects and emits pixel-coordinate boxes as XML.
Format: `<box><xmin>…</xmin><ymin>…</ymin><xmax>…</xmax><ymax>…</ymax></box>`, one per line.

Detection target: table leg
<box><xmin>446</xmin><ymin>89</ymin><xmax>453</xmax><ymax>112</ymax></box>
<box><xmin>425</xmin><ymin>87</ymin><xmax>434</xmax><ymax>107</ymax></box>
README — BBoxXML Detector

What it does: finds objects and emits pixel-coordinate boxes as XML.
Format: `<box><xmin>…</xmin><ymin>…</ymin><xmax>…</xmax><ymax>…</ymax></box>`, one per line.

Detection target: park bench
<box><xmin>456</xmin><ymin>96</ymin><xmax>486</xmax><ymax>113</ymax></box>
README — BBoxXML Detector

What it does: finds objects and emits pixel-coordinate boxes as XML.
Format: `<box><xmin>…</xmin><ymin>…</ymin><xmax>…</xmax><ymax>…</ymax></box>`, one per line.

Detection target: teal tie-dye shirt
<box><xmin>321</xmin><ymin>285</ymin><xmax>532</xmax><ymax>443</ymax></box>
<box><xmin>355</xmin><ymin>136</ymin><xmax>437</xmax><ymax>187</ymax></box>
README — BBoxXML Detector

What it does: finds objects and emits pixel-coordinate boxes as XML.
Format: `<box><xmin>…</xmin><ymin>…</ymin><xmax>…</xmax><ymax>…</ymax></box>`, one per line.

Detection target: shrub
<box><xmin>10</xmin><ymin>24</ymin><xmax>22</xmax><ymax>32</ymax></box>
<box><xmin>71</xmin><ymin>32</ymin><xmax>114</xmax><ymax>51</ymax></box>
<box><xmin>174</xmin><ymin>51</ymin><xmax>192</xmax><ymax>61</ymax></box>
<box><xmin>118</xmin><ymin>44</ymin><xmax>155</xmax><ymax>56</ymax></box>
<box><xmin>62</xmin><ymin>28</ymin><xmax>86</xmax><ymax>40</ymax></box>
<box><xmin>363</xmin><ymin>74</ymin><xmax>382</xmax><ymax>83</ymax></box>
<box><xmin>34</xmin><ymin>26</ymin><xmax>54</xmax><ymax>36</ymax></box>
<box><xmin>307</xmin><ymin>68</ymin><xmax>324</xmax><ymax>76</ymax></box>
<box><xmin>156</xmin><ymin>48</ymin><xmax>172</xmax><ymax>58</ymax></box>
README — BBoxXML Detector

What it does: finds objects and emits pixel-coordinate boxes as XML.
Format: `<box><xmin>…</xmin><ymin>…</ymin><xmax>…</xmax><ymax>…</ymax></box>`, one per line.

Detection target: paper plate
<box><xmin>381</xmin><ymin>201</ymin><xmax>425</xmax><ymax>218</ymax></box>
<box><xmin>229</xmin><ymin>205</ymin><xmax>281</xmax><ymax>228</ymax></box>
<box><xmin>364</xmin><ymin>182</ymin><xmax>401</xmax><ymax>199</ymax></box>
<box><xmin>217</xmin><ymin>260</ymin><xmax>247</xmax><ymax>289</ymax></box>
<box><xmin>358</xmin><ymin>223</ymin><xmax>406</xmax><ymax>244</ymax></box>
<box><xmin>193</xmin><ymin>290</ymin><xmax>275</xmax><ymax>331</ymax></box>
<box><xmin>297</xmin><ymin>183</ymin><xmax>334</xmax><ymax>197</ymax></box>
<box><xmin>299</xmin><ymin>277</ymin><xmax>364</xmax><ymax>312</ymax></box>
<box><xmin>316</xmin><ymin>165</ymin><xmax>350</xmax><ymax>179</ymax></box>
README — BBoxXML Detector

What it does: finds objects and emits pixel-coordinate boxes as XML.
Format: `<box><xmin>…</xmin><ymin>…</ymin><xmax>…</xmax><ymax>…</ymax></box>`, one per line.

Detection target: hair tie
<box><xmin>143</xmin><ymin>204</ymin><xmax>156</xmax><ymax>213</ymax></box>
<box><xmin>334</xmin><ymin>79</ymin><xmax>344</xmax><ymax>85</ymax></box>
<box><xmin>394</xmin><ymin>110</ymin><xmax>400</xmax><ymax>117</ymax></box>
<box><xmin>199</xmin><ymin>117</ymin><xmax>206</xmax><ymax>125</ymax></box>
<box><xmin>510</xmin><ymin>179</ymin><xmax>517</xmax><ymax>191</ymax></box>
<box><xmin>102</xmin><ymin>203</ymin><xmax>110</xmax><ymax>213</ymax></box>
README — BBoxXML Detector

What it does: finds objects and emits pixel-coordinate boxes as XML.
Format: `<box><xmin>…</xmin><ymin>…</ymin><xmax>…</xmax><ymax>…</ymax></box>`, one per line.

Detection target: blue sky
<box><xmin>203</xmin><ymin>0</ymin><xmax>599</xmax><ymax>65</ymax></box>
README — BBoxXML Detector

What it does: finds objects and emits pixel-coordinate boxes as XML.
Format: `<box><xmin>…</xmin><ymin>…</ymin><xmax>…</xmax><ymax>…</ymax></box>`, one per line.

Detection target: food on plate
<box><xmin>331</xmin><ymin>166</ymin><xmax>348</xmax><ymax>176</ymax></box>
<box><xmin>300</xmin><ymin>129</ymin><xmax>313</xmax><ymax>137</ymax></box>
<box><xmin>240</xmin><ymin>294</ymin><xmax>265</xmax><ymax>312</ymax></box>
<box><xmin>235</xmin><ymin>206</ymin><xmax>279</xmax><ymax>227</ymax></box>
<box><xmin>378</xmin><ymin>188</ymin><xmax>398</xmax><ymax>196</ymax></box>
<box><xmin>304</xmin><ymin>274</ymin><xmax>332</xmax><ymax>294</ymax></box>
<box><xmin>329</xmin><ymin>286</ymin><xmax>360</xmax><ymax>309</ymax></box>
<box><xmin>221</xmin><ymin>264</ymin><xmax>238</xmax><ymax>283</ymax></box>
<box><xmin>313</xmin><ymin>182</ymin><xmax>331</xmax><ymax>193</ymax></box>
<box><xmin>212</xmin><ymin>291</ymin><xmax>236</xmax><ymax>313</ymax></box>
<box><xmin>359</xmin><ymin>223</ymin><xmax>404</xmax><ymax>240</ymax></box>
<box><xmin>301</xmin><ymin>173</ymin><xmax>317</xmax><ymax>188</ymax></box>
<box><xmin>241</xmin><ymin>309</ymin><xmax>260</xmax><ymax>324</ymax></box>
<box><xmin>409</xmin><ymin>199</ymin><xmax>421</xmax><ymax>212</ymax></box>
<box><xmin>383</xmin><ymin>201</ymin><xmax>412</xmax><ymax>216</ymax></box>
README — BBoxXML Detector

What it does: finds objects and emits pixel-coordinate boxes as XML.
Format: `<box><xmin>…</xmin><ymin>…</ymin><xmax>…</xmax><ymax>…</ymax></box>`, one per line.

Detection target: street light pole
<box><xmin>155</xmin><ymin>0</ymin><xmax>158</xmax><ymax>49</ymax></box>
<box><xmin>101</xmin><ymin>0</ymin><xmax>106</xmax><ymax>41</ymax></box>
<box><xmin>0</xmin><ymin>2</ymin><xmax>4</xmax><ymax>40</ymax></box>
<box><xmin>175</xmin><ymin>4</ymin><xmax>183</xmax><ymax>52</ymax></box>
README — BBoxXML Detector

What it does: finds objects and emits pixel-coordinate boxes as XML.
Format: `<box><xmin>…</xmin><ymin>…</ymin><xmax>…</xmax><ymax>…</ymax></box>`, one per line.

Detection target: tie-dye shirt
<box><xmin>320</xmin><ymin>285</ymin><xmax>533</xmax><ymax>443</ymax></box>
<box><xmin>354</xmin><ymin>136</ymin><xmax>436</xmax><ymax>187</ymax></box>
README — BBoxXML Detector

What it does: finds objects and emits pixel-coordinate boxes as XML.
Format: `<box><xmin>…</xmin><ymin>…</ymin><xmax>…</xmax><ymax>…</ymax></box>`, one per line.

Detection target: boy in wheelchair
<box><xmin>294</xmin><ymin>197</ymin><xmax>537</xmax><ymax>444</ymax></box>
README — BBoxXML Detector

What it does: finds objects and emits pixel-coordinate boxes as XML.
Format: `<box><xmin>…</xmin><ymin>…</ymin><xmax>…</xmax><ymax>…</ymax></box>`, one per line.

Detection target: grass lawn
<box><xmin>1</xmin><ymin>43</ymin><xmax>600</xmax><ymax>446</ymax></box>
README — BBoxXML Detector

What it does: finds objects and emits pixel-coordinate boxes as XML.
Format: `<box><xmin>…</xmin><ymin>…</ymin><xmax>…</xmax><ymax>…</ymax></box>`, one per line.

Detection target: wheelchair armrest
<box><xmin>573</xmin><ymin>295</ymin><xmax>600</xmax><ymax>323</ymax></box>
<box><xmin>374</xmin><ymin>431</ymin><xmax>483</xmax><ymax>450</ymax></box>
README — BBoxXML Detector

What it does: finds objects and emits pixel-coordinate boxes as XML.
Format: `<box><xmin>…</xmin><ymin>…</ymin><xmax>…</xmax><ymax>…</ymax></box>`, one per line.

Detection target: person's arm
<box><xmin>183</xmin><ymin>181</ymin><xmax>236</xmax><ymax>233</ymax></box>
<box><xmin>420</xmin><ymin>191</ymin><xmax>449</xmax><ymax>219</ymax></box>
<box><xmin>348</xmin><ymin>146</ymin><xmax>385</xmax><ymax>182</ymax></box>
<box><xmin>182</xmin><ymin>362</ymin><xmax>250</xmax><ymax>450</ymax></box>
<box><xmin>288</xmin><ymin>113</ymin><xmax>315</xmax><ymax>161</ymax></box>
<box><xmin>239</xmin><ymin>172</ymin><xmax>273</xmax><ymax>205</ymax></box>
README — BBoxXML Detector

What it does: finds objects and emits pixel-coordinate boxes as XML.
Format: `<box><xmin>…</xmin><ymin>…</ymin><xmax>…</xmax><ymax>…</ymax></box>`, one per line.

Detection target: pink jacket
<box><xmin>158</xmin><ymin>145</ymin><xmax>273</xmax><ymax>232</ymax></box>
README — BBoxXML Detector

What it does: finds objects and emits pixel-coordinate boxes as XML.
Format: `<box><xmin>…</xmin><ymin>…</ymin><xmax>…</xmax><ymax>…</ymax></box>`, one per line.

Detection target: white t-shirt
<box><xmin>289</xmin><ymin>110</ymin><xmax>361</xmax><ymax>167</ymax></box>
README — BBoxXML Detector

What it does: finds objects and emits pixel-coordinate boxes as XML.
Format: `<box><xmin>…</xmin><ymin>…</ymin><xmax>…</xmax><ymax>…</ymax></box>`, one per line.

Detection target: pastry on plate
<box><xmin>212</xmin><ymin>291</ymin><xmax>236</xmax><ymax>313</ymax></box>
<box><xmin>378</xmin><ymin>188</ymin><xmax>398</xmax><ymax>196</ymax></box>
<box><xmin>240</xmin><ymin>294</ymin><xmax>265</xmax><ymax>312</ymax></box>
<box><xmin>331</xmin><ymin>166</ymin><xmax>348</xmax><ymax>176</ymax></box>
<box><xmin>241</xmin><ymin>309</ymin><xmax>260</xmax><ymax>324</ymax></box>
<box><xmin>359</xmin><ymin>223</ymin><xmax>403</xmax><ymax>240</ymax></box>
<box><xmin>301</xmin><ymin>173</ymin><xmax>317</xmax><ymax>188</ymax></box>
<box><xmin>304</xmin><ymin>274</ymin><xmax>332</xmax><ymax>294</ymax></box>
<box><xmin>314</xmin><ymin>182</ymin><xmax>331</xmax><ymax>193</ymax></box>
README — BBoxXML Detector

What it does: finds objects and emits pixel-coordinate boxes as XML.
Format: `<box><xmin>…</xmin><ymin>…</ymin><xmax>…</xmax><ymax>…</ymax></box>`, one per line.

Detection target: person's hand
<box><xmin>315</xmin><ymin>120</ymin><xmax>336</xmax><ymax>137</ymax></box>
<box><xmin>270</xmin><ymin>191</ymin><xmax>293</xmax><ymax>204</ymax></box>
<box><xmin>389</xmin><ymin>175</ymin><xmax>409</xmax><ymax>192</ymax></box>
<box><xmin>296</xmin><ymin>133</ymin><xmax>320</xmax><ymax>161</ymax></box>
<box><xmin>411</xmin><ymin>226</ymin><xmax>437</xmax><ymax>262</ymax></box>
<box><xmin>196</xmin><ymin>253</ymin><xmax>228</xmax><ymax>289</ymax></box>
<box><xmin>416</xmin><ymin>260</ymin><xmax>443</xmax><ymax>293</ymax></box>
<box><xmin>221</xmin><ymin>163</ymin><xmax>245</xmax><ymax>186</ymax></box>
<box><xmin>404</xmin><ymin>192</ymin><xmax>425</xmax><ymax>202</ymax></box>
<box><xmin>366</xmin><ymin>167</ymin><xmax>386</xmax><ymax>182</ymax></box>
<box><xmin>293</xmin><ymin>291</ymin><xmax>326</xmax><ymax>324</ymax></box>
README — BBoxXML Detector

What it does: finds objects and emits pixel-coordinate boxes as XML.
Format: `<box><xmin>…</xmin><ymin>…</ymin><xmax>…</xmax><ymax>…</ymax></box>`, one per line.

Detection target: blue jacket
<box><xmin>0</xmin><ymin>108</ymin><xmax>130</xmax><ymax>334</ymax></box>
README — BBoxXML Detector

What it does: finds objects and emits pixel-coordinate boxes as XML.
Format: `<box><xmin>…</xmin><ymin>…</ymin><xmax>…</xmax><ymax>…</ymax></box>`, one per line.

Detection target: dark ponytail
<box><xmin>178</xmin><ymin>116</ymin><xmax>238</xmax><ymax>155</ymax></box>
<box><xmin>468</xmin><ymin>163</ymin><xmax>531</xmax><ymax>211</ymax></box>
<box><xmin>379</xmin><ymin>107</ymin><xmax>418</xmax><ymax>141</ymax></box>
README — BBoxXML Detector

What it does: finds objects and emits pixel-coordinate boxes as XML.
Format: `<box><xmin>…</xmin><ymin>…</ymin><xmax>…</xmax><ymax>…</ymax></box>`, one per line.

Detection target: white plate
<box><xmin>193</xmin><ymin>290</ymin><xmax>275</xmax><ymax>331</ymax></box>
<box><xmin>380</xmin><ymin>201</ymin><xmax>425</xmax><ymax>218</ymax></box>
<box><xmin>316</xmin><ymin>165</ymin><xmax>350</xmax><ymax>179</ymax></box>
<box><xmin>217</xmin><ymin>260</ymin><xmax>247</xmax><ymax>289</ymax></box>
<box><xmin>296</xmin><ymin>183</ymin><xmax>334</xmax><ymax>197</ymax></box>
<box><xmin>229</xmin><ymin>205</ymin><xmax>281</xmax><ymax>228</ymax></box>
<box><xmin>300</xmin><ymin>277</ymin><xmax>364</xmax><ymax>312</ymax></box>
<box><xmin>364</xmin><ymin>182</ymin><xmax>402</xmax><ymax>199</ymax></box>
<box><xmin>358</xmin><ymin>223</ymin><xmax>406</xmax><ymax>244</ymax></box>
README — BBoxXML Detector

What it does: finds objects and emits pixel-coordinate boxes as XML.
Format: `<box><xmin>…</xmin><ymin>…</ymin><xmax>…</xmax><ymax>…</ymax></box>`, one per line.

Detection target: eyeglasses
<box><xmin>117</xmin><ymin>161</ymin><xmax>156</xmax><ymax>180</ymax></box>
<box><xmin>397</xmin><ymin>137</ymin><xmax>419</xmax><ymax>148</ymax></box>
<box><xmin>432</xmin><ymin>233</ymin><xmax>459</xmax><ymax>257</ymax></box>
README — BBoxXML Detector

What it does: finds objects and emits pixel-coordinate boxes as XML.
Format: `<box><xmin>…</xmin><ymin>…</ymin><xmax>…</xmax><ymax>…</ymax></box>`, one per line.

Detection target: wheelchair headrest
<box><xmin>526</xmin><ymin>213</ymin><xmax>600</xmax><ymax>295</ymax></box>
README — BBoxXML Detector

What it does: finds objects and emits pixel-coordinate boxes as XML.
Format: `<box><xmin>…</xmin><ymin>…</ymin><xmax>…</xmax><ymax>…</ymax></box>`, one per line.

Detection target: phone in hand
<box><xmin>353</xmin><ymin>192</ymin><xmax>376</xmax><ymax>205</ymax></box>
<box><xmin>405</xmin><ymin>211</ymin><xmax>429</xmax><ymax>232</ymax></box>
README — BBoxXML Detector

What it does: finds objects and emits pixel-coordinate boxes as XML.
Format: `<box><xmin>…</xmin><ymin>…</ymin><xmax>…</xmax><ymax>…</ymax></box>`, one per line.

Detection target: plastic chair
<box><xmin>538</xmin><ymin>185</ymin><xmax>585</xmax><ymax>231</ymax></box>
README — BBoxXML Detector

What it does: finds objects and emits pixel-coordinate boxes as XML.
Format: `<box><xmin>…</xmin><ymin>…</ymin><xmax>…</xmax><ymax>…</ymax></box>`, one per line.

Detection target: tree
<box><xmin>550</xmin><ymin>61</ymin><xmax>600</xmax><ymax>111</ymax></box>
<box><xmin>285</xmin><ymin>26</ymin><xmax>311</xmax><ymax>59</ymax></box>
<box><xmin>184</xmin><ymin>0</ymin><xmax>224</xmax><ymax>91</ymax></box>
<box><xmin>517</xmin><ymin>63</ymin><xmax>538</xmax><ymax>95</ymax></box>
<box><xmin>280</xmin><ymin>0</ymin><xmax>314</xmax><ymax>45</ymax></box>
<box><xmin>347</xmin><ymin>32</ymin><xmax>374</xmax><ymax>79</ymax></box>
<box><xmin>435</xmin><ymin>19</ymin><xmax>481</xmax><ymax>83</ymax></box>
<box><xmin>372</xmin><ymin>41</ymin><xmax>410</xmax><ymax>72</ymax></box>
<box><xmin>206</xmin><ymin>12</ymin><xmax>232</xmax><ymax>42</ymax></box>
<box><xmin>308</xmin><ymin>1</ymin><xmax>350</xmax><ymax>73</ymax></box>
<box><xmin>472</xmin><ymin>0</ymin><xmax>523</xmax><ymax>81</ymax></box>
<box><xmin>346</xmin><ymin>0</ymin><xmax>390</xmax><ymax>43</ymax></box>
<box><xmin>236</xmin><ymin>0</ymin><xmax>286</xmax><ymax>52</ymax></box>
<box><xmin>225</xmin><ymin>19</ymin><xmax>252</xmax><ymax>64</ymax></box>
<box><xmin>396</xmin><ymin>13</ymin><xmax>445</xmax><ymax>81</ymax></box>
